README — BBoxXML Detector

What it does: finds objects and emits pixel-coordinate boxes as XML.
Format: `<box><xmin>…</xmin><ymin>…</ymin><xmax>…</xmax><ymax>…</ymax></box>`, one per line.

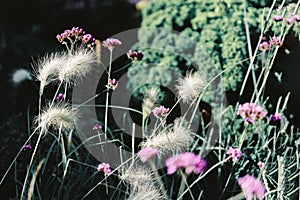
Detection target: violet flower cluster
<box><xmin>152</xmin><ymin>105</ymin><xmax>170</xmax><ymax>118</ymax></box>
<box><xmin>238</xmin><ymin>174</ymin><xmax>265</xmax><ymax>200</ymax></box>
<box><xmin>259</xmin><ymin>36</ymin><xmax>282</xmax><ymax>51</ymax></box>
<box><xmin>106</xmin><ymin>78</ymin><xmax>119</xmax><ymax>90</ymax></box>
<box><xmin>56</xmin><ymin>27</ymin><xmax>95</xmax><ymax>46</ymax></box>
<box><xmin>165</xmin><ymin>152</ymin><xmax>206</xmax><ymax>175</ymax></box>
<box><xmin>127</xmin><ymin>50</ymin><xmax>144</xmax><ymax>61</ymax></box>
<box><xmin>97</xmin><ymin>163</ymin><xmax>111</xmax><ymax>175</ymax></box>
<box><xmin>237</xmin><ymin>102</ymin><xmax>267</xmax><ymax>123</ymax></box>
<box><xmin>138</xmin><ymin>147</ymin><xmax>159</xmax><ymax>163</ymax></box>
<box><xmin>227</xmin><ymin>147</ymin><xmax>242</xmax><ymax>162</ymax></box>
<box><xmin>102</xmin><ymin>38</ymin><xmax>122</xmax><ymax>51</ymax></box>
<box><xmin>93</xmin><ymin>124</ymin><xmax>103</xmax><ymax>131</ymax></box>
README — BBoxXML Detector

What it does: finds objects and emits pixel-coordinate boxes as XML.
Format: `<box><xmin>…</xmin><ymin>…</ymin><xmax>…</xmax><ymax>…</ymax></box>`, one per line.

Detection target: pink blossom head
<box><xmin>93</xmin><ymin>123</ymin><xmax>103</xmax><ymax>131</ymax></box>
<box><xmin>97</xmin><ymin>163</ymin><xmax>111</xmax><ymax>175</ymax></box>
<box><xmin>165</xmin><ymin>152</ymin><xmax>206</xmax><ymax>175</ymax></box>
<box><xmin>106</xmin><ymin>78</ymin><xmax>119</xmax><ymax>90</ymax></box>
<box><xmin>257</xmin><ymin>161</ymin><xmax>265</xmax><ymax>169</ymax></box>
<box><xmin>21</xmin><ymin>144</ymin><xmax>32</xmax><ymax>151</ymax></box>
<box><xmin>273</xmin><ymin>15</ymin><xmax>283</xmax><ymax>21</ymax></box>
<box><xmin>269</xmin><ymin>113</ymin><xmax>282</xmax><ymax>122</ymax></box>
<box><xmin>258</xmin><ymin>41</ymin><xmax>271</xmax><ymax>51</ymax></box>
<box><xmin>286</xmin><ymin>16</ymin><xmax>295</xmax><ymax>25</ymax></box>
<box><xmin>237</xmin><ymin>103</ymin><xmax>267</xmax><ymax>123</ymax></box>
<box><xmin>138</xmin><ymin>147</ymin><xmax>159</xmax><ymax>163</ymax></box>
<box><xmin>102</xmin><ymin>38</ymin><xmax>122</xmax><ymax>51</ymax></box>
<box><xmin>152</xmin><ymin>105</ymin><xmax>170</xmax><ymax>118</ymax></box>
<box><xmin>127</xmin><ymin>50</ymin><xmax>144</xmax><ymax>61</ymax></box>
<box><xmin>294</xmin><ymin>15</ymin><xmax>300</xmax><ymax>22</ymax></box>
<box><xmin>269</xmin><ymin>36</ymin><xmax>282</xmax><ymax>47</ymax></box>
<box><xmin>238</xmin><ymin>174</ymin><xmax>265</xmax><ymax>200</ymax></box>
<box><xmin>226</xmin><ymin>147</ymin><xmax>242</xmax><ymax>162</ymax></box>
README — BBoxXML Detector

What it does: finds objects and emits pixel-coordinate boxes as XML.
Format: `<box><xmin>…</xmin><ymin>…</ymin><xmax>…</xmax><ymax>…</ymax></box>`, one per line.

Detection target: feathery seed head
<box><xmin>33</xmin><ymin>52</ymin><xmax>63</xmax><ymax>93</ymax></box>
<box><xmin>36</xmin><ymin>103</ymin><xmax>77</xmax><ymax>133</ymax></box>
<box><xmin>142</xmin><ymin>117</ymin><xmax>194</xmax><ymax>155</ymax></box>
<box><xmin>176</xmin><ymin>72</ymin><xmax>206</xmax><ymax>103</ymax></box>
<box><xmin>58</xmin><ymin>48</ymin><xmax>97</xmax><ymax>85</ymax></box>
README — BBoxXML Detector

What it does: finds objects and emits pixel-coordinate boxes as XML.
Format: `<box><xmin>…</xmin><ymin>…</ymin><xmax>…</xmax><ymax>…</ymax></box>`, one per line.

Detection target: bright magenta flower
<box><xmin>138</xmin><ymin>147</ymin><xmax>159</xmax><ymax>163</ymax></box>
<box><xmin>238</xmin><ymin>174</ymin><xmax>265</xmax><ymax>200</ymax></box>
<box><xmin>237</xmin><ymin>103</ymin><xmax>267</xmax><ymax>123</ymax></box>
<box><xmin>227</xmin><ymin>147</ymin><xmax>242</xmax><ymax>162</ymax></box>
<box><xmin>165</xmin><ymin>152</ymin><xmax>206</xmax><ymax>175</ymax></box>
<box><xmin>97</xmin><ymin>163</ymin><xmax>111</xmax><ymax>175</ymax></box>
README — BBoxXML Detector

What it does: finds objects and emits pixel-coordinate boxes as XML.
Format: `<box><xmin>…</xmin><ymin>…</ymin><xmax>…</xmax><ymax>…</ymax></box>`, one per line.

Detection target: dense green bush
<box><xmin>127</xmin><ymin>0</ymin><xmax>299</xmax><ymax>101</ymax></box>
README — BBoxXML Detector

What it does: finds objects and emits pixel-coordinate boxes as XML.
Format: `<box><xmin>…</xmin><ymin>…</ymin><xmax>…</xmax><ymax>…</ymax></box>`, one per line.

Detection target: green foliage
<box><xmin>127</xmin><ymin>0</ymin><xmax>300</xmax><ymax>101</ymax></box>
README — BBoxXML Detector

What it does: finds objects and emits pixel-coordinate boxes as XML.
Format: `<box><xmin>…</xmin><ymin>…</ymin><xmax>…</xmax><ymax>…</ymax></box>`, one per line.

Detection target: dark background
<box><xmin>0</xmin><ymin>0</ymin><xmax>300</xmax><ymax>199</ymax></box>
<box><xmin>0</xmin><ymin>0</ymin><xmax>141</xmax><ymax>198</ymax></box>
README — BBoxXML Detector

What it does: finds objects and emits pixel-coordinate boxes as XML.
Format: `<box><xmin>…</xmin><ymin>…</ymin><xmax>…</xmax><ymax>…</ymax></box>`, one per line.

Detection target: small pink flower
<box><xmin>238</xmin><ymin>174</ymin><xmax>265</xmax><ymax>200</ymax></box>
<box><xmin>273</xmin><ymin>15</ymin><xmax>283</xmax><ymax>21</ymax></box>
<box><xmin>55</xmin><ymin>93</ymin><xmax>65</xmax><ymax>102</ymax></box>
<box><xmin>237</xmin><ymin>103</ymin><xmax>267</xmax><ymax>123</ymax></box>
<box><xmin>269</xmin><ymin>113</ymin><xmax>282</xmax><ymax>122</ymax></box>
<box><xmin>258</xmin><ymin>41</ymin><xmax>271</xmax><ymax>51</ymax></box>
<box><xmin>286</xmin><ymin>16</ymin><xmax>295</xmax><ymax>25</ymax></box>
<box><xmin>165</xmin><ymin>152</ymin><xmax>206</xmax><ymax>175</ymax></box>
<box><xmin>106</xmin><ymin>78</ymin><xmax>119</xmax><ymax>90</ymax></box>
<box><xmin>269</xmin><ymin>36</ymin><xmax>282</xmax><ymax>47</ymax></box>
<box><xmin>97</xmin><ymin>163</ymin><xmax>111</xmax><ymax>175</ymax></box>
<box><xmin>294</xmin><ymin>15</ymin><xmax>300</xmax><ymax>22</ymax></box>
<box><xmin>82</xmin><ymin>34</ymin><xmax>94</xmax><ymax>44</ymax></box>
<box><xmin>138</xmin><ymin>147</ymin><xmax>159</xmax><ymax>163</ymax></box>
<box><xmin>93</xmin><ymin>124</ymin><xmax>103</xmax><ymax>131</ymax></box>
<box><xmin>152</xmin><ymin>105</ymin><xmax>170</xmax><ymax>118</ymax></box>
<box><xmin>227</xmin><ymin>147</ymin><xmax>242</xmax><ymax>162</ymax></box>
<box><xmin>257</xmin><ymin>161</ymin><xmax>265</xmax><ymax>169</ymax></box>
<box><xmin>127</xmin><ymin>50</ymin><xmax>144</xmax><ymax>61</ymax></box>
<box><xmin>102</xmin><ymin>38</ymin><xmax>122</xmax><ymax>51</ymax></box>
<box><xmin>21</xmin><ymin>144</ymin><xmax>32</xmax><ymax>151</ymax></box>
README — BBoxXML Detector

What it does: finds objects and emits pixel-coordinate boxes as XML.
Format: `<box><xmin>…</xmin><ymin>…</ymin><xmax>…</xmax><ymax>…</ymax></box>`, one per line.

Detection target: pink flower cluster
<box><xmin>127</xmin><ymin>50</ymin><xmax>144</xmax><ymax>61</ymax></box>
<box><xmin>102</xmin><ymin>38</ymin><xmax>122</xmax><ymax>51</ymax></box>
<box><xmin>138</xmin><ymin>147</ymin><xmax>159</xmax><ymax>163</ymax></box>
<box><xmin>286</xmin><ymin>14</ymin><xmax>300</xmax><ymax>25</ymax></box>
<box><xmin>269</xmin><ymin>113</ymin><xmax>282</xmax><ymax>122</ymax></box>
<box><xmin>106</xmin><ymin>78</ymin><xmax>119</xmax><ymax>90</ymax></box>
<box><xmin>227</xmin><ymin>147</ymin><xmax>242</xmax><ymax>162</ymax></box>
<box><xmin>152</xmin><ymin>105</ymin><xmax>170</xmax><ymax>118</ymax></box>
<box><xmin>237</xmin><ymin>103</ymin><xmax>267</xmax><ymax>123</ymax></box>
<box><xmin>93</xmin><ymin>123</ymin><xmax>103</xmax><ymax>131</ymax></box>
<box><xmin>259</xmin><ymin>36</ymin><xmax>282</xmax><ymax>51</ymax></box>
<box><xmin>273</xmin><ymin>13</ymin><xmax>300</xmax><ymax>24</ymax></box>
<box><xmin>165</xmin><ymin>152</ymin><xmax>206</xmax><ymax>175</ymax></box>
<box><xmin>56</xmin><ymin>27</ymin><xmax>95</xmax><ymax>46</ymax></box>
<box><xmin>97</xmin><ymin>162</ymin><xmax>111</xmax><ymax>175</ymax></box>
<box><xmin>238</xmin><ymin>174</ymin><xmax>265</xmax><ymax>200</ymax></box>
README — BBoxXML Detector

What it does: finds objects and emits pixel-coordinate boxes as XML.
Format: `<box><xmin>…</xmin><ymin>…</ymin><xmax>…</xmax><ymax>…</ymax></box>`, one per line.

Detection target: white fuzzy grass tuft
<box><xmin>121</xmin><ymin>167</ymin><xmax>164</xmax><ymax>200</ymax></box>
<box><xmin>12</xmin><ymin>69</ymin><xmax>32</xmax><ymax>84</ymax></box>
<box><xmin>120</xmin><ymin>167</ymin><xmax>154</xmax><ymax>188</ymax></box>
<box><xmin>127</xmin><ymin>182</ymin><xmax>164</xmax><ymax>200</ymax></box>
<box><xmin>58</xmin><ymin>48</ymin><xmax>97</xmax><ymax>85</ymax></box>
<box><xmin>33</xmin><ymin>52</ymin><xmax>64</xmax><ymax>93</ymax></box>
<box><xmin>176</xmin><ymin>72</ymin><xmax>206</xmax><ymax>103</ymax></box>
<box><xmin>36</xmin><ymin>103</ymin><xmax>77</xmax><ymax>133</ymax></box>
<box><xmin>142</xmin><ymin>117</ymin><xmax>194</xmax><ymax>155</ymax></box>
